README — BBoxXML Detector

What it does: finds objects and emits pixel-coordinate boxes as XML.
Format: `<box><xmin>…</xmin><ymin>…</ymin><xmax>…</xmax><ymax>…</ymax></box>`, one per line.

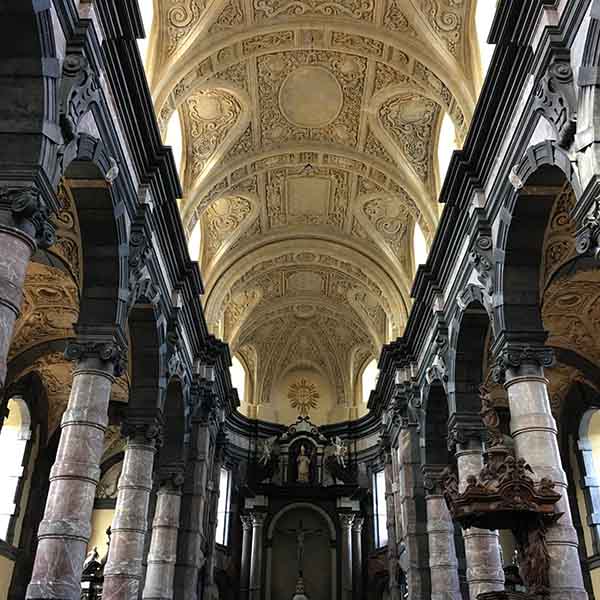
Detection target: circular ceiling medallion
<box><xmin>279</xmin><ymin>66</ymin><xmax>343</xmax><ymax>128</ymax></box>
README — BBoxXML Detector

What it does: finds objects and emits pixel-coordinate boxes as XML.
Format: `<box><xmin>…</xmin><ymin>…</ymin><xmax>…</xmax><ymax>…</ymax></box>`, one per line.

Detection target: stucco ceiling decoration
<box><xmin>147</xmin><ymin>0</ymin><xmax>481</xmax><ymax>422</ymax></box>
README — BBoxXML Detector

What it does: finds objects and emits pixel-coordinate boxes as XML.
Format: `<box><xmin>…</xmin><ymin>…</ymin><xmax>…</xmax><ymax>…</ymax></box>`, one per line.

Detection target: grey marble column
<box><xmin>248</xmin><ymin>511</ymin><xmax>266</xmax><ymax>600</ymax></box>
<box><xmin>142</xmin><ymin>470</ymin><xmax>184</xmax><ymax>600</ymax></box>
<box><xmin>382</xmin><ymin>450</ymin><xmax>402</xmax><ymax>600</ymax></box>
<box><xmin>173</xmin><ymin>407</ymin><xmax>215</xmax><ymax>599</ymax></box>
<box><xmin>504</xmin><ymin>354</ymin><xmax>588</xmax><ymax>600</ymax></box>
<box><xmin>422</xmin><ymin>465</ymin><xmax>462</xmax><ymax>600</ymax></box>
<box><xmin>455</xmin><ymin>441</ymin><xmax>504</xmax><ymax>599</ymax></box>
<box><xmin>0</xmin><ymin>187</ymin><xmax>55</xmax><ymax>392</ymax></box>
<box><xmin>351</xmin><ymin>515</ymin><xmax>364</xmax><ymax>599</ymax></box>
<box><xmin>102</xmin><ymin>423</ymin><xmax>158</xmax><ymax>599</ymax></box>
<box><xmin>339</xmin><ymin>513</ymin><xmax>354</xmax><ymax>600</ymax></box>
<box><xmin>26</xmin><ymin>340</ymin><xmax>124</xmax><ymax>599</ymax></box>
<box><xmin>240</xmin><ymin>515</ymin><xmax>253</xmax><ymax>600</ymax></box>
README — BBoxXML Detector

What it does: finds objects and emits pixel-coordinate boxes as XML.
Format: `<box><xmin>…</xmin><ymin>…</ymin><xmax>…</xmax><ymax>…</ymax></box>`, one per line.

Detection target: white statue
<box><xmin>297</xmin><ymin>444</ymin><xmax>312</xmax><ymax>483</ymax></box>
<box><xmin>332</xmin><ymin>436</ymin><xmax>348</xmax><ymax>469</ymax></box>
<box><xmin>259</xmin><ymin>436</ymin><xmax>276</xmax><ymax>466</ymax></box>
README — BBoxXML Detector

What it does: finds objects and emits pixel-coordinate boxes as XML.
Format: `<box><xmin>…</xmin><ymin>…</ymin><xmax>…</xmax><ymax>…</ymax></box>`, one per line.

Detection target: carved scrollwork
<box><xmin>425</xmin><ymin>332</ymin><xmax>448</xmax><ymax>385</ymax></box>
<box><xmin>533</xmin><ymin>58</ymin><xmax>577</xmax><ymax>149</ymax></box>
<box><xmin>492</xmin><ymin>344</ymin><xmax>554</xmax><ymax>384</ymax></box>
<box><xmin>576</xmin><ymin>200</ymin><xmax>600</xmax><ymax>260</ymax></box>
<box><xmin>58</xmin><ymin>54</ymin><xmax>100</xmax><ymax>144</ymax></box>
<box><xmin>64</xmin><ymin>340</ymin><xmax>127</xmax><ymax>376</ymax></box>
<box><xmin>122</xmin><ymin>419</ymin><xmax>164</xmax><ymax>444</ymax></box>
<box><xmin>2</xmin><ymin>187</ymin><xmax>57</xmax><ymax>248</ymax></box>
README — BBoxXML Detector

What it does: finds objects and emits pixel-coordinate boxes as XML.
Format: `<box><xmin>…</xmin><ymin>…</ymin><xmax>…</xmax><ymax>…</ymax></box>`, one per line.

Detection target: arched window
<box><xmin>361</xmin><ymin>359</ymin><xmax>379</xmax><ymax>404</ymax></box>
<box><xmin>165</xmin><ymin>109</ymin><xmax>183</xmax><ymax>177</ymax></box>
<box><xmin>437</xmin><ymin>112</ymin><xmax>458</xmax><ymax>188</ymax></box>
<box><xmin>372</xmin><ymin>469</ymin><xmax>388</xmax><ymax>548</ymax></box>
<box><xmin>230</xmin><ymin>355</ymin><xmax>247</xmax><ymax>403</ymax></box>
<box><xmin>0</xmin><ymin>397</ymin><xmax>31</xmax><ymax>540</ymax></box>
<box><xmin>215</xmin><ymin>467</ymin><xmax>232</xmax><ymax>546</ymax></box>
<box><xmin>136</xmin><ymin>0</ymin><xmax>155</xmax><ymax>68</ymax></box>
<box><xmin>413</xmin><ymin>222</ymin><xmax>428</xmax><ymax>271</ymax></box>
<box><xmin>476</xmin><ymin>1</ymin><xmax>496</xmax><ymax>78</ymax></box>
<box><xmin>188</xmin><ymin>221</ymin><xmax>202</xmax><ymax>263</ymax></box>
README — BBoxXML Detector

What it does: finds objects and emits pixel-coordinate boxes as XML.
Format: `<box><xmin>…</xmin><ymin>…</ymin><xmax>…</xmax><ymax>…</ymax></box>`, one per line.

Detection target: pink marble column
<box><xmin>240</xmin><ymin>515</ymin><xmax>253</xmax><ymax>600</ymax></box>
<box><xmin>26</xmin><ymin>340</ymin><xmax>124</xmax><ymax>599</ymax></box>
<box><xmin>502</xmin><ymin>348</ymin><xmax>588</xmax><ymax>600</ymax></box>
<box><xmin>0</xmin><ymin>187</ymin><xmax>55</xmax><ymax>392</ymax></box>
<box><xmin>102</xmin><ymin>423</ymin><xmax>159</xmax><ymax>599</ymax></box>
<box><xmin>423</xmin><ymin>465</ymin><xmax>462</xmax><ymax>600</ymax></box>
<box><xmin>142</xmin><ymin>470</ymin><xmax>184</xmax><ymax>600</ymax></box>
<box><xmin>173</xmin><ymin>418</ymin><xmax>213</xmax><ymax>600</ymax></box>
<box><xmin>455</xmin><ymin>441</ymin><xmax>504</xmax><ymax>599</ymax></box>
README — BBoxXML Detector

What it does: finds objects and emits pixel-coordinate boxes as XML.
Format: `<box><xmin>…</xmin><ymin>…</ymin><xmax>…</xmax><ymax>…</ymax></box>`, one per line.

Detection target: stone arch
<box><xmin>448</xmin><ymin>299</ymin><xmax>491</xmax><ymax>416</ymax></box>
<box><xmin>61</xmin><ymin>134</ymin><xmax>129</xmax><ymax>334</ymax></box>
<box><xmin>494</xmin><ymin>148</ymin><xmax>580</xmax><ymax>341</ymax></box>
<box><xmin>422</xmin><ymin>381</ymin><xmax>451</xmax><ymax>465</ymax></box>
<box><xmin>266</xmin><ymin>502</ymin><xmax>336</xmax><ymax>540</ymax></box>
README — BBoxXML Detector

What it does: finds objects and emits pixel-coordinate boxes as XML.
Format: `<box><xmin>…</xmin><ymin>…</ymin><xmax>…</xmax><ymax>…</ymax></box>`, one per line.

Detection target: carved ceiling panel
<box><xmin>148</xmin><ymin>0</ymin><xmax>481</xmax><ymax>422</ymax></box>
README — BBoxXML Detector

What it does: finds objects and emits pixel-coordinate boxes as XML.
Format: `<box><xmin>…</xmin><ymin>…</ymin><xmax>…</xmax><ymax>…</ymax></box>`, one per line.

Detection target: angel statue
<box><xmin>332</xmin><ymin>436</ymin><xmax>348</xmax><ymax>469</ymax></box>
<box><xmin>259</xmin><ymin>435</ymin><xmax>276</xmax><ymax>466</ymax></box>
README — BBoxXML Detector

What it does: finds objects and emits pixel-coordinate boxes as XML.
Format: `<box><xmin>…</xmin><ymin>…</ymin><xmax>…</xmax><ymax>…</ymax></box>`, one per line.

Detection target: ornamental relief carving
<box><xmin>258</xmin><ymin>51</ymin><xmax>366</xmax><ymax>148</ymax></box>
<box><xmin>362</xmin><ymin>196</ymin><xmax>413</xmax><ymax>260</ymax></box>
<box><xmin>253</xmin><ymin>0</ymin><xmax>375</xmax><ymax>21</ymax></box>
<box><xmin>182</xmin><ymin>89</ymin><xmax>244</xmax><ymax>187</ymax></box>
<box><xmin>383</xmin><ymin>1</ymin><xmax>417</xmax><ymax>35</ymax></box>
<box><xmin>208</xmin><ymin>0</ymin><xmax>244</xmax><ymax>34</ymax></box>
<box><xmin>378</xmin><ymin>93</ymin><xmax>439</xmax><ymax>184</ymax></box>
<box><xmin>165</xmin><ymin>0</ymin><xmax>208</xmax><ymax>55</ymax></box>
<box><xmin>418</xmin><ymin>0</ymin><xmax>466</xmax><ymax>57</ymax></box>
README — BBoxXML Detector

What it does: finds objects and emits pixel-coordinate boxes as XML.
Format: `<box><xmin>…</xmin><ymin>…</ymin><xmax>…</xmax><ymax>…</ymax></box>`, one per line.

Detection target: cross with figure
<box><xmin>277</xmin><ymin>519</ymin><xmax>324</xmax><ymax>576</ymax></box>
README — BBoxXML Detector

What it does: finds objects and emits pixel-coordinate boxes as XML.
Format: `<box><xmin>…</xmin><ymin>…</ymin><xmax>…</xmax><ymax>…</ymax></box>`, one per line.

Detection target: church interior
<box><xmin>1</xmin><ymin>1</ymin><xmax>600</xmax><ymax>599</ymax></box>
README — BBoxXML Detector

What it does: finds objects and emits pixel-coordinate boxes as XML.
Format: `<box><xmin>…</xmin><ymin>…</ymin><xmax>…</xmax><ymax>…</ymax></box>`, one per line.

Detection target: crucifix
<box><xmin>277</xmin><ymin>519</ymin><xmax>324</xmax><ymax>576</ymax></box>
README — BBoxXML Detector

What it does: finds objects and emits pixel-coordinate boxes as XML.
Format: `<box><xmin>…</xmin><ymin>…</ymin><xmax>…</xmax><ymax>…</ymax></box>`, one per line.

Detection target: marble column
<box><xmin>503</xmin><ymin>350</ymin><xmax>588</xmax><ymax>600</ymax></box>
<box><xmin>173</xmin><ymin>418</ymin><xmax>213</xmax><ymax>600</ymax></box>
<box><xmin>142</xmin><ymin>470</ymin><xmax>184</xmax><ymax>600</ymax></box>
<box><xmin>26</xmin><ymin>340</ymin><xmax>123</xmax><ymax>599</ymax></box>
<box><xmin>102</xmin><ymin>423</ymin><xmax>158</xmax><ymax>599</ymax></box>
<box><xmin>351</xmin><ymin>515</ymin><xmax>364</xmax><ymax>598</ymax></box>
<box><xmin>339</xmin><ymin>513</ymin><xmax>354</xmax><ymax>600</ymax></box>
<box><xmin>422</xmin><ymin>465</ymin><xmax>462</xmax><ymax>600</ymax></box>
<box><xmin>0</xmin><ymin>187</ymin><xmax>55</xmax><ymax>393</ymax></box>
<box><xmin>240</xmin><ymin>515</ymin><xmax>253</xmax><ymax>600</ymax></box>
<box><xmin>248</xmin><ymin>511</ymin><xmax>266</xmax><ymax>600</ymax></box>
<box><xmin>382</xmin><ymin>449</ymin><xmax>402</xmax><ymax>600</ymax></box>
<box><xmin>455</xmin><ymin>439</ymin><xmax>504</xmax><ymax>599</ymax></box>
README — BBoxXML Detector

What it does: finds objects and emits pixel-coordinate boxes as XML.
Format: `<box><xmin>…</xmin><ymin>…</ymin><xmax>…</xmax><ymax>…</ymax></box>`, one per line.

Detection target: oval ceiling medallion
<box><xmin>279</xmin><ymin>66</ymin><xmax>343</xmax><ymax>128</ymax></box>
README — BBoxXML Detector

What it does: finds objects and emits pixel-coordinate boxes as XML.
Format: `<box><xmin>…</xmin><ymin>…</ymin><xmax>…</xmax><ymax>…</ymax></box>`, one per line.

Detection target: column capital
<box><xmin>250</xmin><ymin>511</ymin><xmax>267</xmax><ymax>527</ymax></box>
<box><xmin>65</xmin><ymin>337</ymin><xmax>127</xmax><ymax>377</ymax></box>
<box><xmin>158</xmin><ymin>465</ymin><xmax>186</xmax><ymax>491</ymax></box>
<box><xmin>338</xmin><ymin>512</ymin><xmax>355</xmax><ymax>529</ymax></box>
<box><xmin>122</xmin><ymin>418</ymin><xmax>163</xmax><ymax>444</ymax></box>
<box><xmin>422</xmin><ymin>464</ymin><xmax>448</xmax><ymax>496</ymax></box>
<box><xmin>492</xmin><ymin>340</ymin><xmax>554</xmax><ymax>383</ymax></box>
<box><xmin>0</xmin><ymin>186</ymin><xmax>56</xmax><ymax>249</ymax></box>
<box><xmin>447</xmin><ymin>412</ymin><xmax>486</xmax><ymax>452</ymax></box>
<box><xmin>241</xmin><ymin>514</ymin><xmax>253</xmax><ymax>531</ymax></box>
<box><xmin>352</xmin><ymin>515</ymin><xmax>364</xmax><ymax>533</ymax></box>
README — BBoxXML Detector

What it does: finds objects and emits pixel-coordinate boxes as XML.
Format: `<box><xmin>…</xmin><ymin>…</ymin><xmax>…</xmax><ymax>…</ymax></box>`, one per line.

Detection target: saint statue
<box><xmin>297</xmin><ymin>444</ymin><xmax>312</xmax><ymax>483</ymax></box>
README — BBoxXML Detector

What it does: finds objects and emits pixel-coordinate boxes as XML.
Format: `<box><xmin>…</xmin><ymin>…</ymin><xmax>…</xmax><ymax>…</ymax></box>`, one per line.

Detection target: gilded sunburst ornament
<box><xmin>288</xmin><ymin>378</ymin><xmax>319</xmax><ymax>415</ymax></box>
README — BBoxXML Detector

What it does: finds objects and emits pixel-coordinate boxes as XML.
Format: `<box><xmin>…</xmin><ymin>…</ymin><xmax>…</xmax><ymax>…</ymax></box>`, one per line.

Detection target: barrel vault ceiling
<box><xmin>145</xmin><ymin>0</ymin><xmax>482</xmax><ymax>420</ymax></box>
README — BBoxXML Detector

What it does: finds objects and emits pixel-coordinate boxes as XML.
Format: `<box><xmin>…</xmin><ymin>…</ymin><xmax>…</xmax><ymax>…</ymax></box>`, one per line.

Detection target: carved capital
<box><xmin>64</xmin><ymin>339</ymin><xmax>127</xmax><ymax>376</ymax></box>
<box><xmin>422</xmin><ymin>465</ymin><xmax>448</xmax><ymax>496</ymax></box>
<box><xmin>250</xmin><ymin>511</ymin><xmax>267</xmax><ymax>527</ymax></box>
<box><xmin>492</xmin><ymin>343</ymin><xmax>554</xmax><ymax>383</ymax></box>
<box><xmin>1</xmin><ymin>187</ymin><xmax>56</xmax><ymax>248</ymax></box>
<box><xmin>339</xmin><ymin>513</ymin><xmax>355</xmax><ymax>530</ymax></box>
<box><xmin>352</xmin><ymin>516</ymin><xmax>364</xmax><ymax>533</ymax></box>
<box><xmin>447</xmin><ymin>413</ymin><xmax>486</xmax><ymax>452</ymax></box>
<box><xmin>576</xmin><ymin>200</ymin><xmax>600</xmax><ymax>260</ymax></box>
<box><xmin>240</xmin><ymin>514</ymin><xmax>253</xmax><ymax>531</ymax></box>
<box><xmin>58</xmin><ymin>54</ymin><xmax>100</xmax><ymax>144</ymax></box>
<box><xmin>533</xmin><ymin>57</ymin><xmax>577</xmax><ymax>148</ymax></box>
<box><xmin>122</xmin><ymin>419</ymin><xmax>163</xmax><ymax>445</ymax></box>
<box><xmin>158</xmin><ymin>465</ymin><xmax>186</xmax><ymax>490</ymax></box>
